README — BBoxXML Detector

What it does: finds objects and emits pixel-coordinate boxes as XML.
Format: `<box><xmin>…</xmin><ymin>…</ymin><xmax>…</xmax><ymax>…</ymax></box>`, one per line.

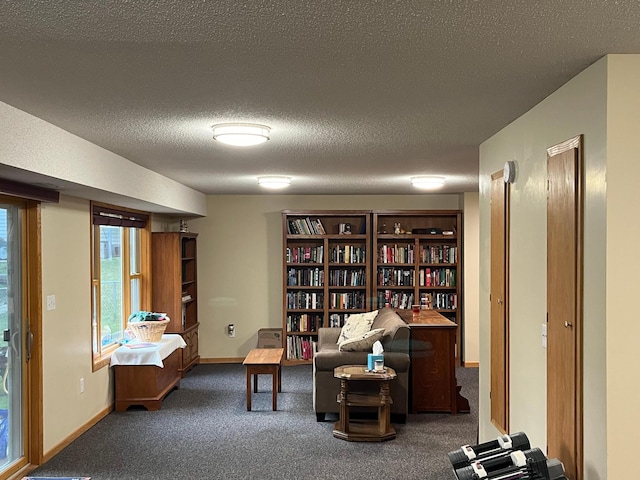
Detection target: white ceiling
<box><xmin>1</xmin><ymin>1</ymin><xmax>640</xmax><ymax>197</ymax></box>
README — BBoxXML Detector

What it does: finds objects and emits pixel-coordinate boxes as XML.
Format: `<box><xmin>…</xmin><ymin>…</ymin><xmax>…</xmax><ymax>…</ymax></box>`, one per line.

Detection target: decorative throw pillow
<box><xmin>338</xmin><ymin>328</ymin><xmax>385</xmax><ymax>352</ymax></box>
<box><xmin>337</xmin><ymin>311</ymin><xmax>379</xmax><ymax>344</ymax></box>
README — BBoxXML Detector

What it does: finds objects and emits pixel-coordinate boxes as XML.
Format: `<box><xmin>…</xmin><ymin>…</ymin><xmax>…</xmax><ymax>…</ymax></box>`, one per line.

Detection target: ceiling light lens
<box><xmin>212</xmin><ymin>123</ymin><xmax>270</xmax><ymax>146</ymax></box>
<box><xmin>258</xmin><ymin>176</ymin><xmax>291</xmax><ymax>189</ymax></box>
<box><xmin>411</xmin><ymin>176</ymin><xmax>445</xmax><ymax>189</ymax></box>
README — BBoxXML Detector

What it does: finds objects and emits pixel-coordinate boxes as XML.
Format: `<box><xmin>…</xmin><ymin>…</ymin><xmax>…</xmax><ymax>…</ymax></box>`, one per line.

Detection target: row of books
<box><xmin>287</xmin><ymin>267</ymin><xmax>324</xmax><ymax>287</ymax></box>
<box><xmin>328</xmin><ymin>268</ymin><xmax>367</xmax><ymax>287</ymax></box>
<box><xmin>432</xmin><ymin>292</ymin><xmax>458</xmax><ymax>310</ymax></box>
<box><xmin>419</xmin><ymin>245</ymin><xmax>458</xmax><ymax>264</ymax></box>
<box><xmin>329</xmin><ymin>292</ymin><xmax>367</xmax><ymax>309</ymax></box>
<box><xmin>419</xmin><ymin>268</ymin><xmax>456</xmax><ymax>287</ymax></box>
<box><xmin>287</xmin><ymin>217</ymin><xmax>326</xmax><ymax>235</ymax></box>
<box><xmin>329</xmin><ymin>245</ymin><xmax>366</xmax><ymax>263</ymax></box>
<box><xmin>286</xmin><ymin>291</ymin><xmax>324</xmax><ymax>310</ymax></box>
<box><xmin>287</xmin><ymin>335</ymin><xmax>314</xmax><ymax>360</ymax></box>
<box><xmin>378</xmin><ymin>244</ymin><xmax>415</xmax><ymax>264</ymax></box>
<box><xmin>286</xmin><ymin>313</ymin><xmax>322</xmax><ymax>333</ymax></box>
<box><xmin>328</xmin><ymin>313</ymin><xmax>350</xmax><ymax>328</ymax></box>
<box><xmin>376</xmin><ymin>290</ymin><xmax>415</xmax><ymax>309</ymax></box>
<box><xmin>286</xmin><ymin>246</ymin><xmax>324</xmax><ymax>263</ymax></box>
<box><xmin>378</xmin><ymin>267</ymin><xmax>415</xmax><ymax>286</ymax></box>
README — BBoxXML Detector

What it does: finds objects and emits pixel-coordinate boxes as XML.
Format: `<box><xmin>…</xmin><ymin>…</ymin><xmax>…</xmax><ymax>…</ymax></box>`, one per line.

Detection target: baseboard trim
<box><xmin>200</xmin><ymin>357</ymin><xmax>244</xmax><ymax>364</ymax></box>
<box><xmin>42</xmin><ymin>405</ymin><xmax>112</xmax><ymax>463</ymax></box>
<box><xmin>463</xmin><ymin>361</ymin><xmax>479</xmax><ymax>368</ymax></box>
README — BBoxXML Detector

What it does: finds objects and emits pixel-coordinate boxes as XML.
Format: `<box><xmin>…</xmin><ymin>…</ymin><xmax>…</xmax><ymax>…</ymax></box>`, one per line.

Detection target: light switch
<box><xmin>46</xmin><ymin>294</ymin><xmax>56</xmax><ymax>311</ymax></box>
<box><xmin>541</xmin><ymin>323</ymin><xmax>547</xmax><ymax>349</ymax></box>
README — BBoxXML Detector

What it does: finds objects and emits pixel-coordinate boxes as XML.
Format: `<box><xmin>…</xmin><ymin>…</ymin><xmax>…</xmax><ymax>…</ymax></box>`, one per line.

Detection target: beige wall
<box><xmin>41</xmin><ymin>195</ymin><xmax>113</xmax><ymax>452</ymax></box>
<box><xmin>188</xmin><ymin>194</ymin><xmax>471</xmax><ymax>360</ymax></box>
<box><xmin>479</xmin><ymin>57</ymin><xmax>609</xmax><ymax>478</ymax></box>
<box><xmin>606</xmin><ymin>55</ymin><xmax>640</xmax><ymax>479</ymax></box>
<box><xmin>463</xmin><ymin>192</ymin><xmax>479</xmax><ymax>364</ymax></box>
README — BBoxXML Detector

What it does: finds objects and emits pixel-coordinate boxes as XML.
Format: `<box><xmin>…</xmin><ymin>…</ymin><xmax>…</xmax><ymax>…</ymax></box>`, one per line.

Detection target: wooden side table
<box><xmin>243</xmin><ymin>348</ymin><xmax>284</xmax><ymax>411</ymax></box>
<box><xmin>332</xmin><ymin>365</ymin><xmax>397</xmax><ymax>442</ymax></box>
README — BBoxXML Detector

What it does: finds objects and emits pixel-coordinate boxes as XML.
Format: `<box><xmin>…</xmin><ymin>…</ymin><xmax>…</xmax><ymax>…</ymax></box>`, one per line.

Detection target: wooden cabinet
<box><xmin>282</xmin><ymin>211</ymin><xmax>371</xmax><ymax>364</ymax></box>
<box><xmin>151</xmin><ymin>232</ymin><xmax>200</xmax><ymax>376</ymax></box>
<box><xmin>372</xmin><ymin>210</ymin><xmax>463</xmax><ymax>363</ymax></box>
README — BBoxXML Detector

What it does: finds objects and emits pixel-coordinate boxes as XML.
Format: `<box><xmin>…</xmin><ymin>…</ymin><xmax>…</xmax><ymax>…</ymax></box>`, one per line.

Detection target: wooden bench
<box><xmin>242</xmin><ymin>348</ymin><xmax>284</xmax><ymax>411</ymax></box>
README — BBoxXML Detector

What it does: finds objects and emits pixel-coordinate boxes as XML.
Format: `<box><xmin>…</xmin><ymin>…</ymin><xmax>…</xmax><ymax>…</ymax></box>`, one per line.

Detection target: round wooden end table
<box><xmin>332</xmin><ymin>364</ymin><xmax>397</xmax><ymax>442</ymax></box>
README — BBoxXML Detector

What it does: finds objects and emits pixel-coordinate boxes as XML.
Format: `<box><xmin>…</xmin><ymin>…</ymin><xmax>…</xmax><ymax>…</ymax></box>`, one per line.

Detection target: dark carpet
<box><xmin>29</xmin><ymin>364</ymin><xmax>478</xmax><ymax>479</ymax></box>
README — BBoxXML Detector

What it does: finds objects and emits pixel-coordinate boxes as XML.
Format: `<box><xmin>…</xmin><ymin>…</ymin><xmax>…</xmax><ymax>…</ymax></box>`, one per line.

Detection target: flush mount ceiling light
<box><xmin>211</xmin><ymin>123</ymin><xmax>270</xmax><ymax>146</ymax></box>
<box><xmin>258</xmin><ymin>176</ymin><xmax>291</xmax><ymax>189</ymax></box>
<box><xmin>411</xmin><ymin>176</ymin><xmax>446</xmax><ymax>189</ymax></box>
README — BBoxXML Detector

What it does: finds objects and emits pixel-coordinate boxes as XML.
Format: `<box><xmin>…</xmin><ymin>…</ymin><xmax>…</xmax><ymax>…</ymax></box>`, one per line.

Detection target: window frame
<box><xmin>90</xmin><ymin>202</ymin><xmax>151</xmax><ymax>370</ymax></box>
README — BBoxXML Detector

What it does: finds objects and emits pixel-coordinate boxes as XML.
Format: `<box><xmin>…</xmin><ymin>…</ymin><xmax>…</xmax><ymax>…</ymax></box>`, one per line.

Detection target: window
<box><xmin>91</xmin><ymin>202</ymin><xmax>151</xmax><ymax>369</ymax></box>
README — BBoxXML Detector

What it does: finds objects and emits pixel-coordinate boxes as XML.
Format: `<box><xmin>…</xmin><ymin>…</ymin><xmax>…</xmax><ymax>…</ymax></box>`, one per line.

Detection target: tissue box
<box><xmin>257</xmin><ymin>328</ymin><xmax>283</xmax><ymax>348</ymax></box>
<box><xmin>367</xmin><ymin>354</ymin><xmax>384</xmax><ymax>371</ymax></box>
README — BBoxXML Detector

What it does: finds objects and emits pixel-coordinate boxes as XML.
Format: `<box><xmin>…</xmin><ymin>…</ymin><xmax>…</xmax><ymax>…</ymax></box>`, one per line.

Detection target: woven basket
<box><xmin>128</xmin><ymin>319</ymin><xmax>170</xmax><ymax>342</ymax></box>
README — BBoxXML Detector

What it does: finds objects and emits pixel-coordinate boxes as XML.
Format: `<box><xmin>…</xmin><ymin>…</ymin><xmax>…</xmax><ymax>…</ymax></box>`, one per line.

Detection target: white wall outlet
<box><xmin>79</xmin><ymin>377</ymin><xmax>85</xmax><ymax>394</ymax></box>
<box><xmin>541</xmin><ymin>323</ymin><xmax>547</xmax><ymax>349</ymax></box>
<box><xmin>46</xmin><ymin>294</ymin><xmax>56</xmax><ymax>311</ymax></box>
<box><xmin>228</xmin><ymin>324</ymin><xmax>235</xmax><ymax>338</ymax></box>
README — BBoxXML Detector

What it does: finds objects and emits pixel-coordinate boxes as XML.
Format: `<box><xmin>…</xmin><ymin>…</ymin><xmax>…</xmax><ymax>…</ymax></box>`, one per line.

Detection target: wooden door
<box><xmin>547</xmin><ymin>136</ymin><xmax>583</xmax><ymax>480</ymax></box>
<box><xmin>490</xmin><ymin>171</ymin><xmax>509</xmax><ymax>433</ymax></box>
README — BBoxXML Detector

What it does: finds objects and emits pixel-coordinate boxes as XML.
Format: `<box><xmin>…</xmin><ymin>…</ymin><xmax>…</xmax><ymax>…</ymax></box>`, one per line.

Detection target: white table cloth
<box><xmin>110</xmin><ymin>334</ymin><xmax>186</xmax><ymax>368</ymax></box>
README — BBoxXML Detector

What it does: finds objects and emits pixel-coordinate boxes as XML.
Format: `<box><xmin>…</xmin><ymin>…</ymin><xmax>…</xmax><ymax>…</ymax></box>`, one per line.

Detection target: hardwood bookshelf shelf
<box><xmin>152</xmin><ymin>232</ymin><xmax>200</xmax><ymax>376</ymax></box>
<box><xmin>282</xmin><ymin>210</ymin><xmax>371</xmax><ymax>364</ymax></box>
<box><xmin>372</xmin><ymin>210</ymin><xmax>463</xmax><ymax>364</ymax></box>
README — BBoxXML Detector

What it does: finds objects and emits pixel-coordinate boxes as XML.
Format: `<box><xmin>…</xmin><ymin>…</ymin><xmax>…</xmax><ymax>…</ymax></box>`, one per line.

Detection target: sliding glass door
<box><xmin>0</xmin><ymin>201</ymin><xmax>26</xmax><ymax>472</ymax></box>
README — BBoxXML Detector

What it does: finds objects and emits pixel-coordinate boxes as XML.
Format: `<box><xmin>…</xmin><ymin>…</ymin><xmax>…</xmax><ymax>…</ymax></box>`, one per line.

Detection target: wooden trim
<box><xmin>546</xmin><ymin>135</ymin><xmax>581</xmax><ymax>157</ymax></box>
<box><xmin>41</xmin><ymin>405</ymin><xmax>112</xmax><ymax>463</ymax></box>
<box><xmin>0</xmin><ymin>178</ymin><xmax>59</xmax><ymax>203</ymax></box>
<box><xmin>26</xmin><ymin>201</ymin><xmax>44</xmax><ymax>465</ymax></box>
<box><xmin>463</xmin><ymin>361</ymin><xmax>479</xmax><ymax>368</ymax></box>
<box><xmin>574</xmin><ymin>136</ymin><xmax>585</xmax><ymax>480</ymax></box>
<box><xmin>200</xmin><ymin>357</ymin><xmax>245</xmax><ymax>364</ymax></box>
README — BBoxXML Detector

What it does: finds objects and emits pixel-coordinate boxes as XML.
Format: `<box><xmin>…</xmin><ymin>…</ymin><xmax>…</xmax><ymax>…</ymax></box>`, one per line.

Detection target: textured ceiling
<box><xmin>1</xmin><ymin>1</ymin><xmax>640</xmax><ymax>197</ymax></box>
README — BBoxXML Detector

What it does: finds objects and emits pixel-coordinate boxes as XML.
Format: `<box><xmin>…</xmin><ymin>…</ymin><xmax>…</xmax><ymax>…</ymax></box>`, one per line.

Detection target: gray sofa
<box><xmin>312</xmin><ymin>308</ymin><xmax>411</xmax><ymax>423</ymax></box>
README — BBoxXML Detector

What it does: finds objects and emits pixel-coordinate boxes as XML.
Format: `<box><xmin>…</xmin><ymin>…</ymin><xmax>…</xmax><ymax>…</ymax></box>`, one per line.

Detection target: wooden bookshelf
<box><xmin>282</xmin><ymin>210</ymin><xmax>371</xmax><ymax>364</ymax></box>
<box><xmin>151</xmin><ymin>232</ymin><xmax>200</xmax><ymax>376</ymax></box>
<box><xmin>371</xmin><ymin>210</ymin><xmax>463</xmax><ymax>364</ymax></box>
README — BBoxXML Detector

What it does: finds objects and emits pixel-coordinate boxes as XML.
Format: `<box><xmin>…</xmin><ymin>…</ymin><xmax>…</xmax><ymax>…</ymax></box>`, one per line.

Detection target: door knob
<box><xmin>564</xmin><ymin>321</ymin><xmax>573</xmax><ymax>328</ymax></box>
<box><xmin>496</xmin><ymin>299</ymin><xmax>503</xmax><ymax>305</ymax></box>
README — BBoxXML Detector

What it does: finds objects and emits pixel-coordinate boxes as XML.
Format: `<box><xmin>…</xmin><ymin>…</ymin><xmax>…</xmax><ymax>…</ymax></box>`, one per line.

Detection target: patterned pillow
<box><xmin>338</xmin><ymin>328</ymin><xmax>385</xmax><ymax>352</ymax></box>
<box><xmin>337</xmin><ymin>311</ymin><xmax>379</xmax><ymax>344</ymax></box>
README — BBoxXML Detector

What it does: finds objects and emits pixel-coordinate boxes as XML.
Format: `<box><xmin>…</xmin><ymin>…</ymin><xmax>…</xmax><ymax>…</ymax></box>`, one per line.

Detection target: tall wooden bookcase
<box><xmin>371</xmin><ymin>210</ymin><xmax>463</xmax><ymax>362</ymax></box>
<box><xmin>151</xmin><ymin>232</ymin><xmax>200</xmax><ymax>376</ymax></box>
<box><xmin>282</xmin><ymin>211</ymin><xmax>371</xmax><ymax>364</ymax></box>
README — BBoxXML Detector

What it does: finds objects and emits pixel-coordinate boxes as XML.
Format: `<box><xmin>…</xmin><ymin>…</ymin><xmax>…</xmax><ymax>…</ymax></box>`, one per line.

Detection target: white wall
<box><xmin>605</xmin><ymin>55</ymin><xmax>640</xmax><ymax>479</ymax></box>
<box><xmin>479</xmin><ymin>58</ymin><xmax>608</xmax><ymax>478</ymax></box>
<box><xmin>188</xmin><ymin>194</ymin><xmax>470</xmax><ymax>360</ymax></box>
<box><xmin>41</xmin><ymin>195</ymin><xmax>112</xmax><ymax>452</ymax></box>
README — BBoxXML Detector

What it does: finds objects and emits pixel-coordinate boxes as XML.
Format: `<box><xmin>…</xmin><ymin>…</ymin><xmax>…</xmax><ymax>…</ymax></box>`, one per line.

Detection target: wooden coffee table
<box><xmin>243</xmin><ymin>348</ymin><xmax>284</xmax><ymax>411</ymax></box>
<box><xmin>332</xmin><ymin>364</ymin><xmax>397</xmax><ymax>442</ymax></box>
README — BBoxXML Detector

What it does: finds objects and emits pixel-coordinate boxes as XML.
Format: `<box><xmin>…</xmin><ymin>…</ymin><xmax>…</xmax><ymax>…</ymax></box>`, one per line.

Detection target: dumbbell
<box><xmin>454</xmin><ymin>447</ymin><xmax>567</xmax><ymax>480</ymax></box>
<box><xmin>448</xmin><ymin>432</ymin><xmax>531</xmax><ymax>470</ymax></box>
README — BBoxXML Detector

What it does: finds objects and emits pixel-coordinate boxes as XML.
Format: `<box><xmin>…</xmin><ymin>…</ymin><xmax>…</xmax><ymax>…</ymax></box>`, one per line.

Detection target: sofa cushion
<box><xmin>338</xmin><ymin>328</ymin><xmax>385</xmax><ymax>352</ymax></box>
<box><xmin>337</xmin><ymin>311</ymin><xmax>379</xmax><ymax>344</ymax></box>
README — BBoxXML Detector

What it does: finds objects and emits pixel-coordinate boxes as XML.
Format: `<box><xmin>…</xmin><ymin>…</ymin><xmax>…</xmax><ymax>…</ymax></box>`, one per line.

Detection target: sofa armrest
<box><xmin>317</xmin><ymin>328</ymin><xmax>341</xmax><ymax>351</ymax></box>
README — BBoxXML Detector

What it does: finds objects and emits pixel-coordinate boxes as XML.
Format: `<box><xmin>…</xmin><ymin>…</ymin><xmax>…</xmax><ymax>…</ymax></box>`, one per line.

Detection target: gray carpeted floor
<box><xmin>29</xmin><ymin>364</ymin><xmax>478</xmax><ymax>479</ymax></box>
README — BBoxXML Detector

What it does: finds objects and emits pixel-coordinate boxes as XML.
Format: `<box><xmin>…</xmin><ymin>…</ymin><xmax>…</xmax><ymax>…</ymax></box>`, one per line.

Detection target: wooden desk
<box><xmin>397</xmin><ymin>309</ymin><xmax>470</xmax><ymax>414</ymax></box>
<box><xmin>332</xmin><ymin>365</ymin><xmax>397</xmax><ymax>442</ymax></box>
<box><xmin>243</xmin><ymin>348</ymin><xmax>284</xmax><ymax>411</ymax></box>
